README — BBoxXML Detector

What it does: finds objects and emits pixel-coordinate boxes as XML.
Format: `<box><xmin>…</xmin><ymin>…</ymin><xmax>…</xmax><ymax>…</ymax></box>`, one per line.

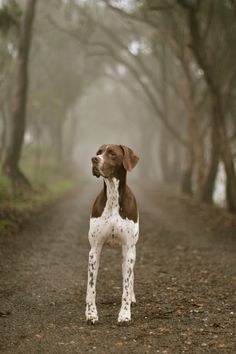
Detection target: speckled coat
<box><xmin>85</xmin><ymin>144</ymin><xmax>139</xmax><ymax>324</ymax></box>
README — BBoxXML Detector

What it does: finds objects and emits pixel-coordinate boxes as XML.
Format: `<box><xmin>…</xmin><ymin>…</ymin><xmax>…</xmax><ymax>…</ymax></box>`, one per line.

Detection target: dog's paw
<box><xmin>86</xmin><ymin>317</ymin><xmax>98</xmax><ymax>325</ymax></box>
<box><xmin>85</xmin><ymin>304</ymin><xmax>98</xmax><ymax>325</ymax></box>
<box><xmin>117</xmin><ymin>319</ymin><xmax>131</xmax><ymax>326</ymax></box>
<box><xmin>118</xmin><ymin>308</ymin><xmax>131</xmax><ymax>324</ymax></box>
<box><xmin>86</xmin><ymin>313</ymin><xmax>98</xmax><ymax>325</ymax></box>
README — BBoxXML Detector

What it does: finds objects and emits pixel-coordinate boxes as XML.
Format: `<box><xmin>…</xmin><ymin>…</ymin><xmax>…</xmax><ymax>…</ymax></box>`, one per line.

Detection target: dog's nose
<box><xmin>92</xmin><ymin>156</ymin><xmax>99</xmax><ymax>164</ymax></box>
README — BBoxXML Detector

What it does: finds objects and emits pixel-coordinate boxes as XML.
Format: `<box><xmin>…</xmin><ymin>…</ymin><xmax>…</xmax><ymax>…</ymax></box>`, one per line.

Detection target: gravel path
<box><xmin>0</xmin><ymin>182</ymin><xmax>235</xmax><ymax>354</ymax></box>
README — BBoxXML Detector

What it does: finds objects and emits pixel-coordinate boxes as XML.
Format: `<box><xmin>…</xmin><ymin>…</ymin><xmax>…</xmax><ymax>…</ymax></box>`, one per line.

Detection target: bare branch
<box><xmin>89</xmin><ymin>41</ymin><xmax>189</xmax><ymax>147</ymax></box>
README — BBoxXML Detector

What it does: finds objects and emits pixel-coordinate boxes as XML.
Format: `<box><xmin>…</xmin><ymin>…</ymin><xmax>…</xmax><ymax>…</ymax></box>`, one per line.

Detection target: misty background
<box><xmin>1</xmin><ymin>0</ymin><xmax>236</xmax><ymax>211</ymax></box>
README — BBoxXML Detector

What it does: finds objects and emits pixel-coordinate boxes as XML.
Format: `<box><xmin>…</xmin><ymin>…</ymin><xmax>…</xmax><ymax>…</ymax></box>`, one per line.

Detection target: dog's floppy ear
<box><xmin>120</xmin><ymin>145</ymin><xmax>139</xmax><ymax>172</ymax></box>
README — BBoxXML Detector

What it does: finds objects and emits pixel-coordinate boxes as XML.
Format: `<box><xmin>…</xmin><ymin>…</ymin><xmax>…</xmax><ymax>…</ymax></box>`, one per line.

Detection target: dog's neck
<box><xmin>103</xmin><ymin>169</ymin><xmax>127</xmax><ymax>208</ymax></box>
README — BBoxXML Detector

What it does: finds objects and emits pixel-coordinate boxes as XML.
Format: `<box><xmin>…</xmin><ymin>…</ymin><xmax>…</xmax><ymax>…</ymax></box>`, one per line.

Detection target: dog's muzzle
<box><xmin>91</xmin><ymin>156</ymin><xmax>102</xmax><ymax>178</ymax></box>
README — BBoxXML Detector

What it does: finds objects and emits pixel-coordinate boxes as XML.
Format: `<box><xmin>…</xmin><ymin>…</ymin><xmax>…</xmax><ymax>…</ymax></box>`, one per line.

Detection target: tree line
<box><xmin>0</xmin><ymin>0</ymin><xmax>236</xmax><ymax>213</ymax></box>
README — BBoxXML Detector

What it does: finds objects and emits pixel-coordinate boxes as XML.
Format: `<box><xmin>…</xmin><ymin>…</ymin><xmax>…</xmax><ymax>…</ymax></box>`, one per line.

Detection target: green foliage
<box><xmin>0</xmin><ymin>175</ymin><xmax>11</xmax><ymax>199</ymax></box>
<box><xmin>0</xmin><ymin>153</ymin><xmax>78</xmax><ymax>236</ymax></box>
<box><xmin>0</xmin><ymin>0</ymin><xmax>21</xmax><ymax>34</ymax></box>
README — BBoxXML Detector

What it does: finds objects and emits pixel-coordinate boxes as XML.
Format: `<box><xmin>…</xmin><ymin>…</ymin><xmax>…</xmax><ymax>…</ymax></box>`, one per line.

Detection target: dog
<box><xmin>85</xmin><ymin>144</ymin><xmax>139</xmax><ymax>324</ymax></box>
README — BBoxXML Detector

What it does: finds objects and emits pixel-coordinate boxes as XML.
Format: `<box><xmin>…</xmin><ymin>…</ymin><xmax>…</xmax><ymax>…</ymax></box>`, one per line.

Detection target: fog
<box><xmin>1</xmin><ymin>0</ymin><xmax>236</xmax><ymax>210</ymax></box>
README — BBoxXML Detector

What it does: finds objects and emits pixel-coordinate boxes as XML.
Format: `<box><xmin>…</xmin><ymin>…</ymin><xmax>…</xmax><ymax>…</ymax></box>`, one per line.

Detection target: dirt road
<box><xmin>0</xmin><ymin>182</ymin><xmax>235</xmax><ymax>354</ymax></box>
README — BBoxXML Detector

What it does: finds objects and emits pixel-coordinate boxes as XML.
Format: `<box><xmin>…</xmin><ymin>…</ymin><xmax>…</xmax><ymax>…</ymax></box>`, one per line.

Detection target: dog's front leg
<box><xmin>85</xmin><ymin>245</ymin><xmax>102</xmax><ymax>324</ymax></box>
<box><xmin>118</xmin><ymin>244</ymin><xmax>136</xmax><ymax>323</ymax></box>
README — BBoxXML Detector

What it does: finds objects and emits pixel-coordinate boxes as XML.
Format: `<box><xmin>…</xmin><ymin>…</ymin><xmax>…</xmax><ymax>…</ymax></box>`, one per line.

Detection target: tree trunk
<box><xmin>187</xmin><ymin>91</ymin><xmax>205</xmax><ymax>198</ymax></box>
<box><xmin>2</xmin><ymin>0</ymin><xmax>37</xmax><ymax>188</ymax></box>
<box><xmin>212</xmin><ymin>91</ymin><xmax>236</xmax><ymax>211</ymax></box>
<box><xmin>0</xmin><ymin>105</ymin><xmax>7</xmax><ymax>162</ymax></box>
<box><xmin>181</xmin><ymin>147</ymin><xmax>194</xmax><ymax>195</ymax></box>
<box><xmin>159</xmin><ymin>40</ymin><xmax>176</xmax><ymax>184</ymax></box>
<box><xmin>200</xmin><ymin>119</ymin><xmax>220</xmax><ymax>203</ymax></box>
<box><xmin>180</xmin><ymin>47</ymin><xmax>205</xmax><ymax>198</ymax></box>
<box><xmin>181</xmin><ymin>98</ymin><xmax>196</xmax><ymax>196</ymax></box>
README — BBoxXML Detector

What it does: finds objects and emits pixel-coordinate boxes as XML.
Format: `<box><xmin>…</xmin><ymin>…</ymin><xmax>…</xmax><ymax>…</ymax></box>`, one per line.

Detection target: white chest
<box><xmin>89</xmin><ymin>178</ymin><xmax>138</xmax><ymax>247</ymax></box>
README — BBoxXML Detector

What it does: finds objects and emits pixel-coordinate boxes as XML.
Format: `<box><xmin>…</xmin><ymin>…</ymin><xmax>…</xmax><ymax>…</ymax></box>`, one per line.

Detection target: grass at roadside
<box><xmin>0</xmin><ymin>165</ymin><xmax>79</xmax><ymax>236</ymax></box>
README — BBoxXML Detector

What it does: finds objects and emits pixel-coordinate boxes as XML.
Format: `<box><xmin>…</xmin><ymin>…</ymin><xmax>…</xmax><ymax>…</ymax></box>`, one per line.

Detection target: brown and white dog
<box><xmin>85</xmin><ymin>144</ymin><xmax>139</xmax><ymax>324</ymax></box>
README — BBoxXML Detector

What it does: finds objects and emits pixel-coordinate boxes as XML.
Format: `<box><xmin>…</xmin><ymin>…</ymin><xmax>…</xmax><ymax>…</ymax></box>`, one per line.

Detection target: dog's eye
<box><xmin>96</xmin><ymin>150</ymin><xmax>102</xmax><ymax>155</ymax></box>
<box><xmin>108</xmin><ymin>151</ymin><xmax>116</xmax><ymax>158</ymax></box>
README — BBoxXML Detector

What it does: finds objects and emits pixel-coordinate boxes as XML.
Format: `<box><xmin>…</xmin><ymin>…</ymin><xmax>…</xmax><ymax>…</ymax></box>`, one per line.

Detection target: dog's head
<box><xmin>91</xmin><ymin>144</ymin><xmax>139</xmax><ymax>178</ymax></box>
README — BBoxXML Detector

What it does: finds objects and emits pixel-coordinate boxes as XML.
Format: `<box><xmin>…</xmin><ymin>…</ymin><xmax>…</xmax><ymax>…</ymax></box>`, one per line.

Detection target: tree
<box><xmin>2</xmin><ymin>0</ymin><xmax>37</xmax><ymax>190</ymax></box>
<box><xmin>178</xmin><ymin>0</ymin><xmax>236</xmax><ymax>212</ymax></box>
<box><xmin>0</xmin><ymin>1</ymin><xmax>20</xmax><ymax>163</ymax></box>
